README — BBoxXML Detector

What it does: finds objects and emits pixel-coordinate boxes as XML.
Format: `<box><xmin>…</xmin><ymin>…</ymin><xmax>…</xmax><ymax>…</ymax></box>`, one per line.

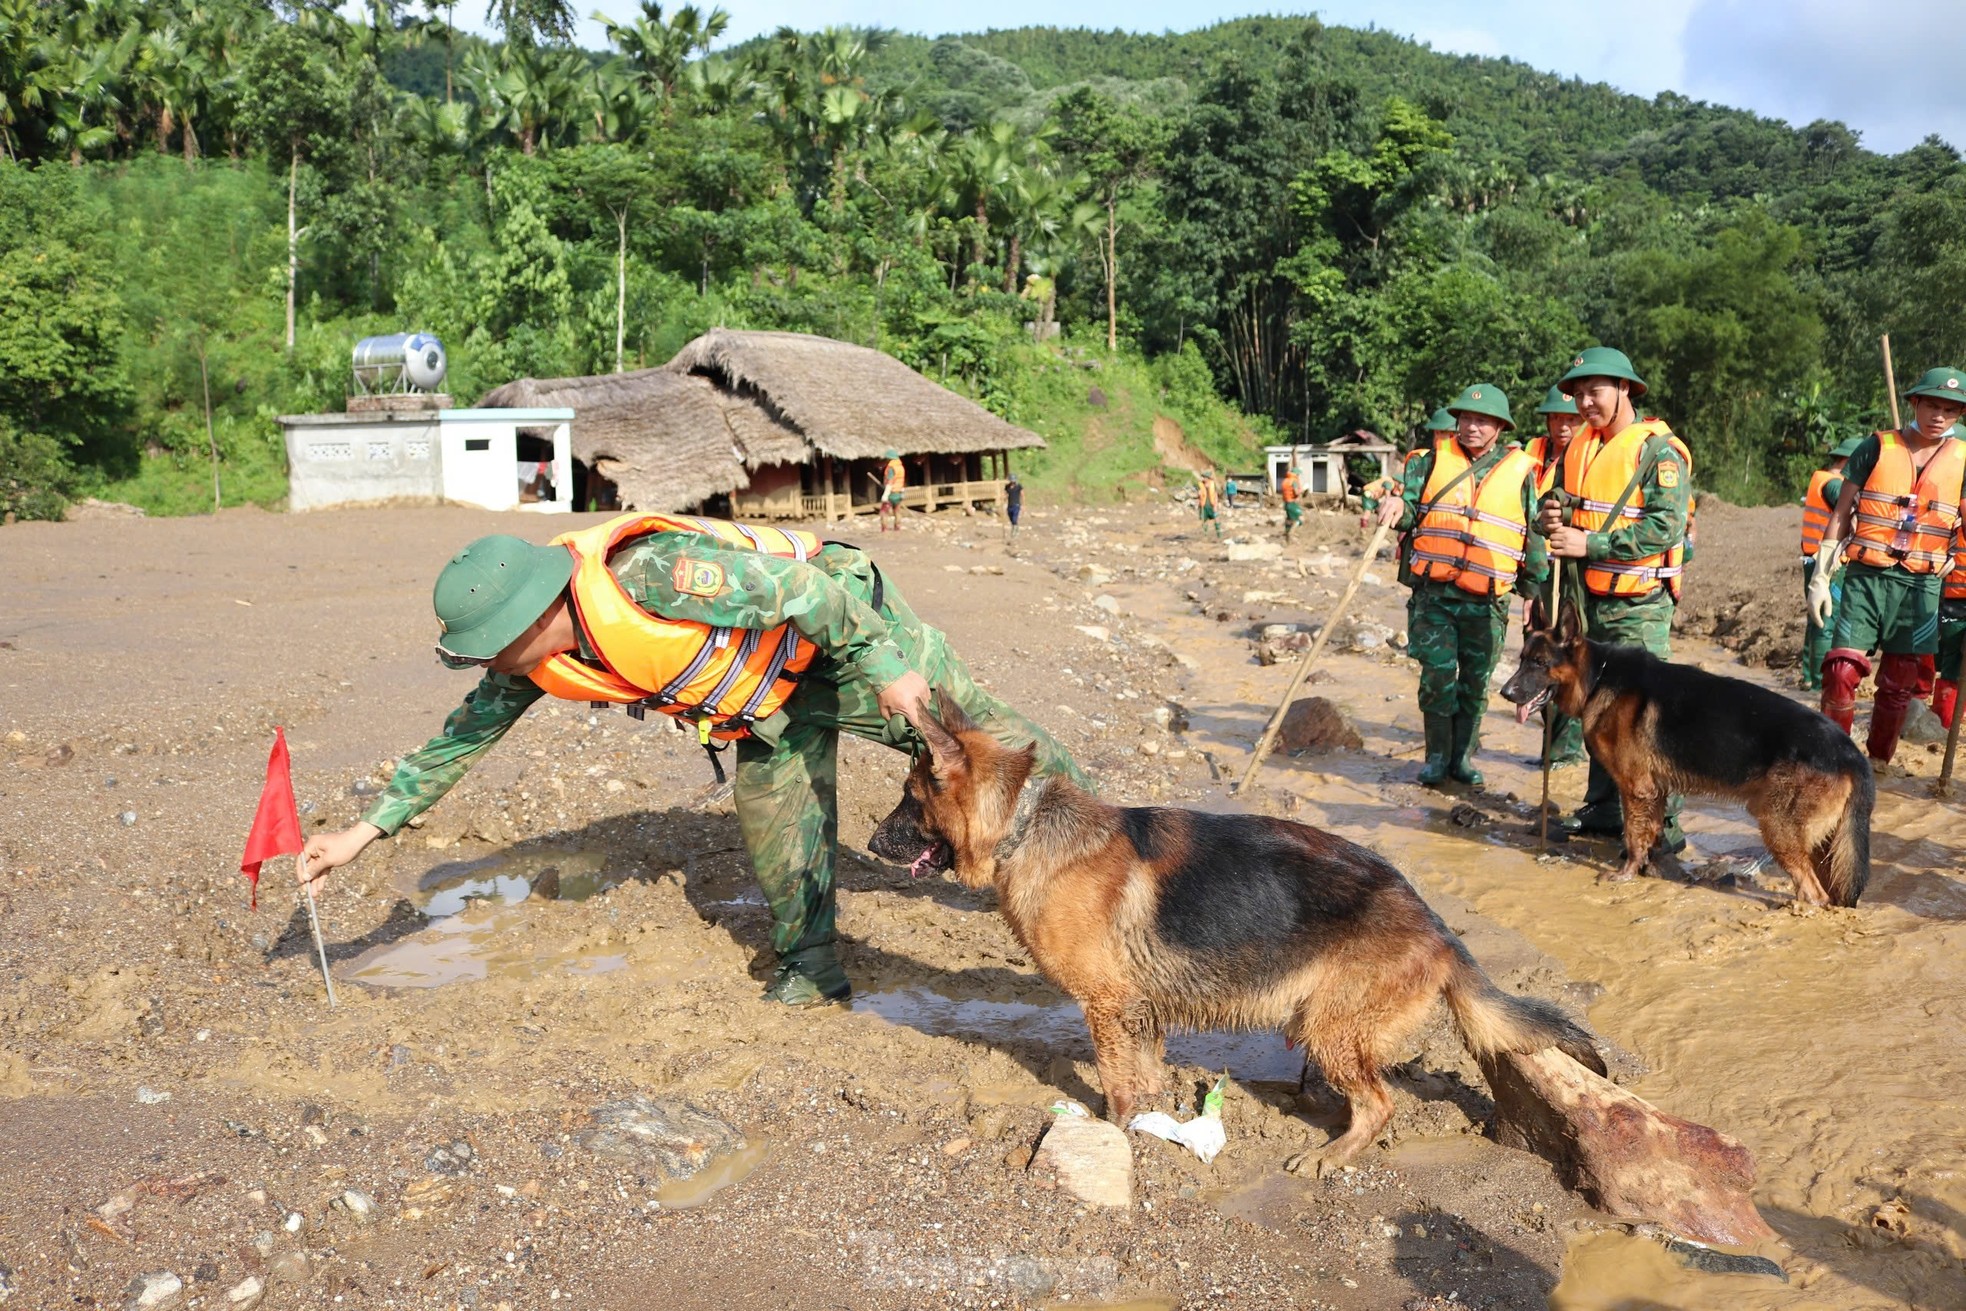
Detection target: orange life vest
<box><xmin>1407</xmin><ymin>439</ymin><xmax>1537</xmax><ymax>597</ymax></box>
<box><xmin>1800</xmin><ymin>469</ymin><xmax>1836</xmax><ymax>557</ymax></box>
<box><xmin>1525</xmin><ymin>434</ymin><xmax>1572</xmax><ymax>496</ymax></box>
<box><xmin>1280</xmin><ymin>472</ymin><xmax>1300</xmax><ymax>502</ymax></box>
<box><xmin>1561</xmin><ymin>419</ymin><xmax>1691</xmax><ymax>601</ymax></box>
<box><xmin>883</xmin><ymin>458</ymin><xmax>905</xmax><ymax>493</ymax></box>
<box><xmin>1948</xmin><ymin>531</ymin><xmax>1966</xmax><ymax>602</ymax></box>
<box><xmin>1846</xmin><ymin>431</ymin><xmax>1965</xmax><ymax>574</ymax></box>
<box><xmin>526</xmin><ymin>513</ymin><xmax>822</xmax><ymax>740</ymax></box>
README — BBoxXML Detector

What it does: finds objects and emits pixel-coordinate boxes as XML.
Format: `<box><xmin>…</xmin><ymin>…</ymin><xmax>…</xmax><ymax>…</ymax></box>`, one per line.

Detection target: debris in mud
<box><xmin>576</xmin><ymin>1095</ymin><xmax>747</xmax><ymax>1188</ymax></box>
<box><xmin>122</xmin><ymin>1271</ymin><xmax>183</xmax><ymax>1310</ymax></box>
<box><xmin>1032</xmin><ymin>1103</ymin><xmax>1132</xmax><ymax>1208</ymax></box>
<box><xmin>1482</xmin><ymin>1049</ymin><xmax>1777</xmax><ymax>1247</ymax></box>
<box><xmin>1224</xmin><ymin>541</ymin><xmax>1283</xmax><ymax>562</ymax></box>
<box><xmin>422</xmin><ymin>1139</ymin><xmax>474</xmax><ymax>1176</ymax></box>
<box><xmin>332</xmin><ymin>1188</ymin><xmax>378</xmax><ymax>1224</ymax></box>
<box><xmin>1448</xmin><ymin>803</ymin><xmax>1492</xmax><ymax>829</ymax></box>
<box><xmin>224</xmin><ymin>1275</ymin><xmax>264</xmax><ymax>1309</ymax></box>
<box><xmin>134</xmin><ymin>1086</ymin><xmax>170</xmax><ymax>1105</ymax></box>
<box><xmin>1277</xmin><ymin>697</ymin><xmax>1363</xmax><ymax>755</ymax></box>
<box><xmin>1659</xmin><ymin>1235</ymin><xmax>1788</xmax><ymax>1281</ymax></box>
<box><xmin>1903</xmin><ymin>698</ymin><xmax>1947</xmax><ymax>744</ymax></box>
<box><xmin>1253</xmin><ymin>625</ymin><xmax>1314</xmax><ymax>665</ymax></box>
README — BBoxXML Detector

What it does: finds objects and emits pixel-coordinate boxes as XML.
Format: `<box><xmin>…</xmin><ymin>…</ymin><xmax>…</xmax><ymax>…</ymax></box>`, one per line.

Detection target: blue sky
<box><xmin>454</xmin><ymin>0</ymin><xmax>1962</xmax><ymax>154</ymax></box>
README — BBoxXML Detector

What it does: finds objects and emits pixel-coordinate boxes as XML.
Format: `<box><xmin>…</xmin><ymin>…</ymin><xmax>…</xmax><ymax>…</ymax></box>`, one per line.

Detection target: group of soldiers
<box><xmin>1359</xmin><ymin>345</ymin><xmax>1966</xmax><ymax>857</ymax></box>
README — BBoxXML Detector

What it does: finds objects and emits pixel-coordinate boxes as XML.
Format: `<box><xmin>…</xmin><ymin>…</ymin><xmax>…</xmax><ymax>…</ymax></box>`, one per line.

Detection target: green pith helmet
<box><xmin>1427</xmin><ymin>407</ymin><xmax>1456</xmax><ymax>432</ymax></box>
<box><xmin>1534</xmin><ymin>385</ymin><xmax>1579</xmax><ymax>416</ymax></box>
<box><xmin>1901</xmin><ymin>366</ymin><xmax>1966</xmax><ymax>402</ymax></box>
<box><xmin>1446</xmin><ymin>383</ymin><xmax>1515</xmax><ymax>431</ymax></box>
<box><xmin>432</xmin><ymin>534</ymin><xmax>572</xmax><ymax>661</ymax></box>
<box><xmin>882</xmin><ymin>448</ymin><xmax>901</xmax><ymax>460</ymax></box>
<box><xmin>1558</xmin><ymin>346</ymin><xmax>1647</xmax><ymax>398</ymax></box>
<box><xmin>1829</xmin><ymin>436</ymin><xmax>1863</xmax><ymax>460</ymax></box>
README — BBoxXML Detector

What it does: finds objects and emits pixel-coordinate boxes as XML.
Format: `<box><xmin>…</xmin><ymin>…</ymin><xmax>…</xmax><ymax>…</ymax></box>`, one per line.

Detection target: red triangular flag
<box><xmin>240</xmin><ymin>727</ymin><xmax>303</xmax><ymax>910</ymax></box>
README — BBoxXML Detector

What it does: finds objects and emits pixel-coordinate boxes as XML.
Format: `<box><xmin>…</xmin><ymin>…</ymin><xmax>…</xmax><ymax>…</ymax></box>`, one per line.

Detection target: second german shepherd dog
<box><xmin>869</xmin><ymin>692</ymin><xmax>1605</xmax><ymax>1171</ymax></box>
<box><xmin>1500</xmin><ymin>597</ymin><xmax>1872</xmax><ymax>906</ymax></box>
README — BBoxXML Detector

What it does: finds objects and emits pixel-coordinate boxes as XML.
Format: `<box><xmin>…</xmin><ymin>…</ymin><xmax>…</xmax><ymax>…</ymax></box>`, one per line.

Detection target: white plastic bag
<box><xmin>1127</xmin><ymin>1075</ymin><xmax>1227</xmax><ymax>1163</ymax></box>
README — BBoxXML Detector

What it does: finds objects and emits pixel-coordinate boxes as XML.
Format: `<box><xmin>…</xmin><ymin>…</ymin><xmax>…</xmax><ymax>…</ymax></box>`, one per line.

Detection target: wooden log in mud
<box><xmin>1479</xmin><ymin>1049</ymin><xmax>1778</xmax><ymax>1247</ymax></box>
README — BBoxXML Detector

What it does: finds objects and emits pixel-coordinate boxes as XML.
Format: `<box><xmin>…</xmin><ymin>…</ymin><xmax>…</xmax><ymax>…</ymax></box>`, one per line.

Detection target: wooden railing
<box><xmin>739</xmin><ymin>480</ymin><xmax>1007</xmax><ymax>521</ymax></box>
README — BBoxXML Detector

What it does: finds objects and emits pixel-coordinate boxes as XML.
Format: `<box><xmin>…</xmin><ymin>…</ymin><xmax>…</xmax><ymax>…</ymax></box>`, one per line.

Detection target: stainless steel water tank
<box><xmin>352</xmin><ymin>333</ymin><xmax>446</xmax><ymax>393</ymax></box>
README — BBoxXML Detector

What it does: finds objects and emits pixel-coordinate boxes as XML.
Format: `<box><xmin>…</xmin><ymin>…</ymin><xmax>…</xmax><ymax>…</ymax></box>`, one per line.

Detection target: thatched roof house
<box><xmin>481</xmin><ymin>330</ymin><xmax>1043</xmax><ymax>518</ymax></box>
<box><xmin>666</xmin><ymin>329</ymin><xmax>1046</xmax><ymax>462</ymax></box>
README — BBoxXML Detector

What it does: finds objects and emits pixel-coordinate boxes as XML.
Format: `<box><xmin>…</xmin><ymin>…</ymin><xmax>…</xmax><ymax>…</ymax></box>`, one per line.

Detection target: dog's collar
<box><xmin>993</xmin><ymin>774</ymin><xmax>1047</xmax><ymax>864</ymax></box>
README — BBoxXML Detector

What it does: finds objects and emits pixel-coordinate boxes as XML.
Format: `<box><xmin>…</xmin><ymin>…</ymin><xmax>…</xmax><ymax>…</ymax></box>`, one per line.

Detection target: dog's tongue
<box><xmin>907</xmin><ymin>846</ymin><xmax>937</xmax><ymax>879</ymax></box>
<box><xmin>1515</xmin><ymin>699</ymin><xmax>1533</xmax><ymax>725</ymax></box>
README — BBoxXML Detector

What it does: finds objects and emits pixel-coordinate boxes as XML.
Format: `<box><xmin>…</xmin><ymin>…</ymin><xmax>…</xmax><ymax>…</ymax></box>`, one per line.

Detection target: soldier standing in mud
<box><xmin>296</xmin><ymin>514</ymin><xmax>1090</xmax><ymax>1007</ymax></box>
<box><xmin>1537</xmin><ymin>347</ymin><xmax>1693</xmax><ymax>850</ymax></box>
<box><xmin>878</xmin><ymin>449</ymin><xmax>906</xmax><ymax>533</ymax></box>
<box><xmin>1521</xmin><ymin>386</ymin><xmax>1587</xmax><ymax>767</ymax></box>
<box><xmin>1378</xmin><ymin>385</ymin><xmax>1546</xmax><ymax>787</ymax></box>
<box><xmin>1808</xmin><ymin>367</ymin><xmax>1966</xmax><ymax>767</ymax></box>
<box><xmin>1196</xmin><ymin>470</ymin><xmax>1223</xmax><ymax>539</ymax></box>
<box><xmin>1280</xmin><ymin>465</ymin><xmax>1303</xmax><ymax>542</ymax></box>
<box><xmin>1797</xmin><ymin>437</ymin><xmax>1860</xmax><ymax>691</ymax></box>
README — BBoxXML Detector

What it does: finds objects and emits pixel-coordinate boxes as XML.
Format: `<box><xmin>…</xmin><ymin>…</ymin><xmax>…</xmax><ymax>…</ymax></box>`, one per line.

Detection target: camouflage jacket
<box><xmin>361</xmin><ymin>534</ymin><xmax>909</xmax><ymax>836</ymax></box>
<box><xmin>1392</xmin><ymin>442</ymin><xmax>1550</xmax><ymax>591</ymax></box>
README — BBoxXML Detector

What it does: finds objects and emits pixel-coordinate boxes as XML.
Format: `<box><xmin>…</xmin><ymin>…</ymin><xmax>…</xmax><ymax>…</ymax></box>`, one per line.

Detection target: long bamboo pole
<box><xmin>1882</xmin><ymin>334</ymin><xmax>1902</xmax><ymax>430</ymax></box>
<box><xmin>1539</xmin><ymin>562</ymin><xmax>1565</xmax><ymax>852</ymax></box>
<box><xmin>1237</xmin><ymin>518</ymin><xmax>1396</xmax><ymax>793</ymax></box>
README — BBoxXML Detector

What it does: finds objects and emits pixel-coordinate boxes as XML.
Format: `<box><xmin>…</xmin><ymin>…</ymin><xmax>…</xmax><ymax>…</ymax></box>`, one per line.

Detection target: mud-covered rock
<box><xmin>577</xmin><ymin>1095</ymin><xmax>747</xmax><ymax>1188</ymax></box>
<box><xmin>1032</xmin><ymin>1113</ymin><xmax>1132</xmax><ymax>1208</ymax></box>
<box><xmin>1903</xmin><ymin>699</ymin><xmax>1947</xmax><ymax>745</ymax></box>
<box><xmin>1277</xmin><ymin>698</ymin><xmax>1363</xmax><ymax>755</ymax></box>
<box><xmin>123</xmin><ymin>1272</ymin><xmax>183</xmax><ymax>1310</ymax></box>
<box><xmin>1480</xmin><ymin>1049</ymin><xmax>1777</xmax><ymax>1246</ymax></box>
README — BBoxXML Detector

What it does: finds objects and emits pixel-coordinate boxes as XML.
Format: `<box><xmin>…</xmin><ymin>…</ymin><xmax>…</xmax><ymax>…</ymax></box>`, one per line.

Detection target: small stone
<box><xmin>225</xmin><ymin>1276</ymin><xmax>265</xmax><ymax>1309</ymax></box>
<box><xmin>335</xmin><ymin>1189</ymin><xmax>378</xmax><ymax>1224</ymax></box>
<box><xmin>250</xmin><ymin>1232</ymin><xmax>275</xmax><ymax>1258</ymax></box>
<box><xmin>118</xmin><ymin>811</ymin><xmax>138</xmax><ymax>827</ymax></box>
<box><xmin>941</xmin><ymin>1137</ymin><xmax>972</xmax><ymax>1156</ymax></box>
<box><xmin>1073</xmin><ymin>625</ymin><xmax>1111</xmax><ymax>643</ymax></box>
<box><xmin>281</xmin><ymin>1210</ymin><xmax>303</xmax><ymax>1233</ymax></box>
<box><xmin>267</xmin><ymin>1252</ymin><xmax>309</xmax><ymax>1287</ymax></box>
<box><xmin>350</xmin><ymin>779</ymin><xmax>379</xmax><ymax>797</ymax></box>
<box><xmin>1091</xmin><ymin>594</ymin><xmax>1121</xmax><ymax>615</ymax></box>
<box><xmin>576</xmin><ymin>1095</ymin><xmax>746</xmax><ymax>1189</ymax></box>
<box><xmin>123</xmin><ymin>1272</ymin><xmax>183</xmax><ymax>1310</ymax></box>
<box><xmin>1276</xmin><ymin>698</ymin><xmax>1364</xmax><ymax>755</ymax></box>
<box><xmin>1032</xmin><ymin>1114</ymin><xmax>1132</xmax><ymax>1208</ymax></box>
<box><xmin>1225</xmin><ymin>541</ymin><xmax>1283</xmax><ymax>562</ymax></box>
<box><xmin>135</xmin><ymin>1086</ymin><xmax>170</xmax><ymax>1105</ymax></box>
<box><xmin>423</xmin><ymin>1139</ymin><xmax>475</xmax><ymax>1175</ymax></box>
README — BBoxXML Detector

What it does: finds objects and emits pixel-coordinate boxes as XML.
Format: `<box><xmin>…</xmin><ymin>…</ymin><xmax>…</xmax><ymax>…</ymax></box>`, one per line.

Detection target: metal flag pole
<box><xmin>298</xmin><ymin>850</ymin><xmax>339</xmax><ymax>1008</ymax></box>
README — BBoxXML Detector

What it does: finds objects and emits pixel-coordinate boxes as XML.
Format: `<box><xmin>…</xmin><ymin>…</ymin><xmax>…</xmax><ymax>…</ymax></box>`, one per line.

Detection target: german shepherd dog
<box><xmin>1501</xmin><ymin>598</ymin><xmax>1872</xmax><ymax>906</ymax></box>
<box><xmin>868</xmin><ymin>692</ymin><xmax>1605</xmax><ymax>1171</ymax></box>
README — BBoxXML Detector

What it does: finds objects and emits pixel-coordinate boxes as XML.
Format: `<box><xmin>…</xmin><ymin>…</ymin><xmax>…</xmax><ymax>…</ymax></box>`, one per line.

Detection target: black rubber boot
<box><xmin>761</xmin><ymin>943</ymin><xmax>850</xmax><ymax>1007</ymax></box>
<box><xmin>1416</xmin><ymin>713</ymin><xmax>1454</xmax><ymax>787</ymax></box>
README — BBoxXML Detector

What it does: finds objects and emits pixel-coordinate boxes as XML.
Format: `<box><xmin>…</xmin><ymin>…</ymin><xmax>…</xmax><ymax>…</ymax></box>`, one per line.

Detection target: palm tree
<box><xmin>467</xmin><ymin>42</ymin><xmax>588</xmax><ymax>154</ymax></box>
<box><xmin>595</xmin><ymin>2</ymin><xmax>728</xmax><ymax>102</ymax></box>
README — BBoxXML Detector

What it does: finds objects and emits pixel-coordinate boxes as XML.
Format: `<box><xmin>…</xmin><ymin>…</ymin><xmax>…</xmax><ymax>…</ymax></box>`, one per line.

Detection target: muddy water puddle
<box><xmin>653</xmin><ymin>1139</ymin><xmax>773</xmax><ymax>1210</ymax></box>
<box><xmin>343</xmin><ymin>848</ymin><xmax>635</xmax><ymax>988</ymax></box>
<box><xmin>851</xmin><ymin>987</ymin><xmax>1305</xmax><ymax>1084</ymax></box>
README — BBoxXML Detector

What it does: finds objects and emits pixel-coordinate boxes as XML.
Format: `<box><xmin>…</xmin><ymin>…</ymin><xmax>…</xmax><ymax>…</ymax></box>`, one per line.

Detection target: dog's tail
<box><xmin>1441</xmin><ymin>939</ymin><xmax>1606</xmax><ymax>1075</ymax></box>
<box><xmin>1823</xmin><ymin>759</ymin><xmax>1874</xmax><ymax>908</ymax></box>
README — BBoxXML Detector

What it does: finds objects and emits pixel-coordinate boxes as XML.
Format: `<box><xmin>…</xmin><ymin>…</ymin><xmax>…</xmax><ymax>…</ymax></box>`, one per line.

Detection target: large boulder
<box><xmin>1277</xmin><ymin>697</ymin><xmax>1363</xmax><ymax>755</ymax></box>
<box><xmin>1032</xmin><ymin>1112</ymin><xmax>1132</xmax><ymax>1208</ymax></box>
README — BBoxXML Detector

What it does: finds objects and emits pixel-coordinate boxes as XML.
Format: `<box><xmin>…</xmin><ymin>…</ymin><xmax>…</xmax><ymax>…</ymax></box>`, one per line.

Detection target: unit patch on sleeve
<box><xmin>1657</xmin><ymin>461</ymin><xmax>1680</xmax><ymax>489</ymax></box>
<box><xmin>672</xmin><ymin>557</ymin><xmax>727</xmax><ymax>598</ymax></box>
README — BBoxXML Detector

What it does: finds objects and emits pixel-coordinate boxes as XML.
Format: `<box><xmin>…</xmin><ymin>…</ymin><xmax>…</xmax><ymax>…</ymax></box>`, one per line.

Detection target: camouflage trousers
<box><xmin>1408</xmin><ymin>583</ymin><xmax>1510</xmax><ymax>720</ymax></box>
<box><xmin>1577</xmin><ymin>587</ymin><xmax>1679</xmax><ymax>820</ymax></box>
<box><xmin>734</xmin><ymin>567</ymin><xmax>1090</xmax><ymax>959</ymax></box>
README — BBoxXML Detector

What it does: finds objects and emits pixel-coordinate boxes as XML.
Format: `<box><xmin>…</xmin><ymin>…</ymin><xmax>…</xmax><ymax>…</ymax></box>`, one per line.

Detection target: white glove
<box><xmin>1807</xmin><ymin>544</ymin><xmax>1839</xmax><ymax>627</ymax></box>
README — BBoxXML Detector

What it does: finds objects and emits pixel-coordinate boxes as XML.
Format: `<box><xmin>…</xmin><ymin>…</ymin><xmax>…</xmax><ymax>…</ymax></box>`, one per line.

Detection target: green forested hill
<box><xmin>1</xmin><ymin>5</ymin><xmax>1962</xmax><ymax>519</ymax></box>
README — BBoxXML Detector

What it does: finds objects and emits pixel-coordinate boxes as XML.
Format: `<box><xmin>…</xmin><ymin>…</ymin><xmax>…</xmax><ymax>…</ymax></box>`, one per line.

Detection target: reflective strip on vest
<box><xmin>1408</xmin><ymin>440</ymin><xmax>1536</xmax><ymax>597</ymax></box>
<box><xmin>1800</xmin><ymin>470</ymin><xmax>1835</xmax><ymax>556</ymax></box>
<box><xmin>1845</xmin><ymin>431</ymin><xmax>1965</xmax><ymax>575</ymax></box>
<box><xmin>524</xmin><ymin>512</ymin><xmax>821</xmax><ymax>740</ymax></box>
<box><xmin>1560</xmin><ymin>419</ymin><xmax>1690</xmax><ymax>601</ymax></box>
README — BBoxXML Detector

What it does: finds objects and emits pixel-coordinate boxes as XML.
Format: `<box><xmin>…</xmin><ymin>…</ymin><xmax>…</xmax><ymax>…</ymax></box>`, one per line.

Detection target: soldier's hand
<box><xmin>1547</xmin><ymin>526</ymin><xmax>1591</xmax><ymax>559</ymax></box>
<box><xmin>300</xmin><ymin>823</ymin><xmax>382</xmax><ymax>886</ymax></box>
<box><xmin>1806</xmin><ymin>555</ymin><xmax>1837</xmax><ymax>628</ymax></box>
<box><xmin>1535</xmin><ymin>501</ymin><xmax>1564</xmax><ymax>535</ymax></box>
<box><xmin>878</xmin><ymin>670</ymin><xmax>934</xmax><ymax>730</ymax></box>
<box><xmin>1375</xmin><ymin>498</ymin><xmax>1403</xmax><ymax>528</ymax></box>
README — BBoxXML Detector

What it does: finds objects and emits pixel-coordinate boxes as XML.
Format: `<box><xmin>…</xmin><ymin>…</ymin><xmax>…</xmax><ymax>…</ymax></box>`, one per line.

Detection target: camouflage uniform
<box><xmin>367</xmin><ymin>533</ymin><xmax>1089</xmax><ymax>996</ymax></box>
<box><xmin>1395</xmin><ymin>441</ymin><xmax>1548</xmax><ymax>785</ymax></box>
<box><xmin>1543</xmin><ymin>437</ymin><xmax>1692</xmax><ymax>839</ymax></box>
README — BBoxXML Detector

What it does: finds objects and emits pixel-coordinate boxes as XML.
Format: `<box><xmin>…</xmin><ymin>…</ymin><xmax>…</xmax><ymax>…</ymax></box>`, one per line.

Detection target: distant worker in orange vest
<box><xmin>1379</xmin><ymin>384</ymin><xmax>1546</xmax><ymax>787</ymax></box>
<box><xmin>1808</xmin><ymin>367</ymin><xmax>1966</xmax><ymax>766</ymax></box>
<box><xmin>294</xmin><ymin>513</ymin><xmax>1089</xmax><ymax>1007</ymax></box>
<box><xmin>879</xmin><ymin>449</ymin><xmax>906</xmax><ymax>533</ymax></box>
<box><xmin>1196</xmin><ymin>470</ymin><xmax>1223</xmax><ymax>539</ymax></box>
<box><xmin>1279</xmin><ymin>465</ymin><xmax>1303</xmax><ymax>542</ymax></box>
<box><xmin>1536</xmin><ymin>347</ymin><xmax>1693</xmax><ymax>854</ymax></box>
<box><xmin>1797</xmin><ymin>436</ymin><xmax>1861</xmax><ymax>691</ymax></box>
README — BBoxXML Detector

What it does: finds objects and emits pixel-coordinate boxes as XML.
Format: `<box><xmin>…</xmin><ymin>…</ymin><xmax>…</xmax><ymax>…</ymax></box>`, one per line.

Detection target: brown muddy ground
<box><xmin>1</xmin><ymin>493</ymin><xmax>1961</xmax><ymax>1310</ymax></box>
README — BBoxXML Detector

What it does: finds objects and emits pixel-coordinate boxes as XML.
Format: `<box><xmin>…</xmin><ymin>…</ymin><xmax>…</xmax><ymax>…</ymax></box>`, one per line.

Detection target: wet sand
<box><xmin>1</xmin><ymin>498</ymin><xmax>1961</xmax><ymax>1308</ymax></box>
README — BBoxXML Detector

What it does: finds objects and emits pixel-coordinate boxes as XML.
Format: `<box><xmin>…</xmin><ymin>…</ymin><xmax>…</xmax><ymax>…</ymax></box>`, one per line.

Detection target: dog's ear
<box><xmin>1526</xmin><ymin>594</ymin><xmax>1549</xmax><ymax>635</ymax></box>
<box><xmin>918</xmin><ymin>690</ymin><xmax>969</xmax><ymax>782</ymax></box>
<box><xmin>1557</xmin><ymin>595</ymin><xmax>1584</xmax><ymax>645</ymax></box>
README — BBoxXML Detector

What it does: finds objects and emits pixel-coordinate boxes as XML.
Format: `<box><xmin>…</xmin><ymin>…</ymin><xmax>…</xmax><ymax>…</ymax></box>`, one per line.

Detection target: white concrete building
<box><xmin>280</xmin><ymin>408</ymin><xmax>574</xmax><ymax>513</ymax></box>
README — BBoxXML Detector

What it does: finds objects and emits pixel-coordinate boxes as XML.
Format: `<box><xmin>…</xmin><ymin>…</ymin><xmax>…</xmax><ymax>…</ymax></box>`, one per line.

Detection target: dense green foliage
<box><xmin>1</xmin><ymin>5</ymin><xmax>1963</xmax><ymax>518</ymax></box>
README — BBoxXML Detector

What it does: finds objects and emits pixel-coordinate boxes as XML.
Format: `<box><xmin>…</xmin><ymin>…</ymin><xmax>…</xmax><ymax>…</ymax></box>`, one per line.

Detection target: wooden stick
<box><xmin>1937</xmin><ymin>631</ymin><xmax>1966</xmax><ymax>798</ymax></box>
<box><xmin>1236</xmin><ymin>517</ymin><xmax>1396</xmax><ymax>793</ymax></box>
<box><xmin>298</xmin><ymin>851</ymin><xmax>339</xmax><ymax>1008</ymax></box>
<box><xmin>1882</xmin><ymin>335</ymin><xmax>1902</xmax><ymax>432</ymax></box>
<box><xmin>1539</xmin><ymin>562</ymin><xmax>1565</xmax><ymax>852</ymax></box>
